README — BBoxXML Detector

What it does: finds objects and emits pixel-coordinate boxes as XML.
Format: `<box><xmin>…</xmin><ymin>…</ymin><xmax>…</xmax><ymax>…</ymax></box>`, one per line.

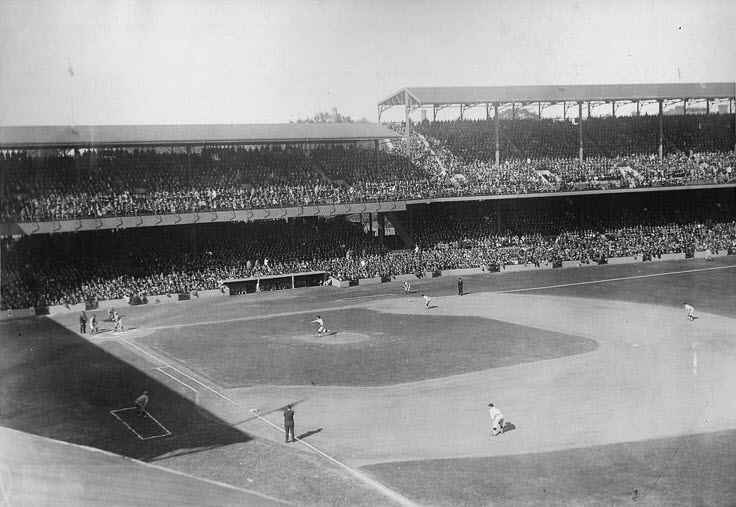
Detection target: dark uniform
<box><xmin>457</xmin><ymin>278</ymin><xmax>464</xmax><ymax>296</ymax></box>
<box><xmin>284</xmin><ymin>406</ymin><xmax>295</xmax><ymax>443</ymax></box>
<box><xmin>79</xmin><ymin>312</ymin><xmax>87</xmax><ymax>333</ymax></box>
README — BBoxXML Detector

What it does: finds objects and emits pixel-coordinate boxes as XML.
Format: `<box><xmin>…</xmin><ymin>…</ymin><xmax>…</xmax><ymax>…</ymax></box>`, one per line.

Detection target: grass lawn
<box><xmin>141</xmin><ymin>308</ymin><xmax>597</xmax><ymax>387</ymax></box>
<box><xmin>362</xmin><ymin>429</ymin><xmax>736</xmax><ymax>507</ymax></box>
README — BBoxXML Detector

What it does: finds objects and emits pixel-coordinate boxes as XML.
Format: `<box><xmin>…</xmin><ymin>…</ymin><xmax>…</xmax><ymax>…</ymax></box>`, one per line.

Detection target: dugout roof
<box><xmin>379</xmin><ymin>82</ymin><xmax>736</xmax><ymax>109</ymax></box>
<box><xmin>0</xmin><ymin>122</ymin><xmax>401</xmax><ymax>150</ymax></box>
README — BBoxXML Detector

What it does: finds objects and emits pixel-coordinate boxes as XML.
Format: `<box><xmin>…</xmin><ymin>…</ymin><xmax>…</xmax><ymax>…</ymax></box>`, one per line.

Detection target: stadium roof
<box><xmin>379</xmin><ymin>82</ymin><xmax>736</xmax><ymax>108</ymax></box>
<box><xmin>0</xmin><ymin>122</ymin><xmax>400</xmax><ymax>149</ymax></box>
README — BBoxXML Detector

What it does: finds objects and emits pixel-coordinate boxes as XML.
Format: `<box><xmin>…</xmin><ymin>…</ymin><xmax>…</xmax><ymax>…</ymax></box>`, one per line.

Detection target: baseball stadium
<box><xmin>2</xmin><ymin>76</ymin><xmax>736</xmax><ymax>507</ymax></box>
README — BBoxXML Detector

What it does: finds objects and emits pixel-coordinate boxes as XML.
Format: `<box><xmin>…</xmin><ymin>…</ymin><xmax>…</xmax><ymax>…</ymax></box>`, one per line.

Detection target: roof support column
<box><xmin>658</xmin><ymin>99</ymin><xmax>664</xmax><ymax>161</ymax></box>
<box><xmin>538</xmin><ymin>102</ymin><xmax>542</xmax><ymax>118</ymax></box>
<box><xmin>706</xmin><ymin>99</ymin><xmax>710</xmax><ymax>114</ymax></box>
<box><xmin>494</xmin><ymin>103</ymin><xmax>500</xmax><ymax>168</ymax></box>
<box><xmin>733</xmin><ymin>92</ymin><xmax>736</xmax><ymax>153</ymax></box>
<box><xmin>636</xmin><ymin>101</ymin><xmax>640</xmax><ymax>116</ymax></box>
<box><xmin>563</xmin><ymin>101</ymin><xmax>567</xmax><ymax>121</ymax></box>
<box><xmin>375</xmin><ymin>139</ymin><xmax>380</xmax><ymax>175</ymax></box>
<box><xmin>611</xmin><ymin>101</ymin><xmax>615</xmax><ymax>117</ymax></box>
<box><xmin>433</xmin><ymin>105</ymin><xmax>437</xmax><ymax>121</ymax></box>
<box><xmin>578</xmin><ymin>102</ymin><xmax>584</xmax><ymax>165</ymax></box>
<box><xmin>74</xmin><ymin>147</ymin><xmax>81</xmax><ymax>186</ymax></box>
<box><xmin>587</xmin><ymin>102</ymin><xmax>591</xmax><ymax>118</ymax></box>
<box><xmin>460</xmin><ymin>104</ymin><xmax>464</xmax><ymax>121</ymax></box>
<box><xmin>511</xmin><ymin>102</ymin><xmax>516</xmax><ymax>120</ymax></box>
<box><xmin>683</xmin><ymin>99</ymin><xmax>687</xmax><ymax>115</ymax></box>
<box><xmin>187</xmin><ymin>145</ymin><xmax>192</xmax><ymax>185</ymax></box>
<box><xmin>404</xmin><ymin>92</ymin><xmax>411</xmax><ymax>157</ymax></box>
<box><xmin>486</xmin><ymin>103</ymin><xmax>490</xmax><ymax>121</ymax></box>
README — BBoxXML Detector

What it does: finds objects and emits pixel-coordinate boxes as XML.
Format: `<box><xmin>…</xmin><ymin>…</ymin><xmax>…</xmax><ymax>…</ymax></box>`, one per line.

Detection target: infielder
<box><xmin>422</xmin><ymin>294</ymin><xmax>431</xmax><ymax>309</ymax></box>
<box><xmin>488</xmin><ymin>403</ymin><xmax>505</xmax><ymax>436</ymax></box>
<box><xmin>311</xmin><ymin>315</ymin><xmax>329</xmax><ymax>336</ymax></box>
<box><xmin>683</xmin><ymin>303</ymin><xmax>695</xmax><ymax>321</ymax></box>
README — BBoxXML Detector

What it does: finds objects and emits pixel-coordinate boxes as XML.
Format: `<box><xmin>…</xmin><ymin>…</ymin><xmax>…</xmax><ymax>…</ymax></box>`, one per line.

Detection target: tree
<box><xmin>295</xmin><ymin>108</ymin><xmax>367</xmax><ymax>123</ymax></box>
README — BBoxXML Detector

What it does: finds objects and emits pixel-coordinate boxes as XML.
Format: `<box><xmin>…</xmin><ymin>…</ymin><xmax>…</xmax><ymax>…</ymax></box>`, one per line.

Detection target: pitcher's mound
<box><xmin>293</xmin><ymin>332</ymin><xmax>371</xmax><ymax>344</ymax></box>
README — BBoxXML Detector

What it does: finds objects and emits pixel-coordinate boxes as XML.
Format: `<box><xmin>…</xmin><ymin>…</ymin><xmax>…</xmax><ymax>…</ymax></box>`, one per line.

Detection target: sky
<box><xmin>0</xmin><ymin>0</ymin><xmax>734</xmax><ymax>126</ymax></box>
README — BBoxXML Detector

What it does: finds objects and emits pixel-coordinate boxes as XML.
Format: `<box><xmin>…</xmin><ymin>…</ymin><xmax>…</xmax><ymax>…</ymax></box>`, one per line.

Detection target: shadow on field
<box><xmin>297</xmin><ymin>428</ymin><xmax>323</xmax><ymax>440</ymax></box>
<box><xmin>501</xmin><ymin>422</ymin><xmax>516</xmax><ymax>434</ymax></box>
<box><xmin>0</xmin><ymin>317</ymin><xmax>252</xmax><ymax>461</ymax></box>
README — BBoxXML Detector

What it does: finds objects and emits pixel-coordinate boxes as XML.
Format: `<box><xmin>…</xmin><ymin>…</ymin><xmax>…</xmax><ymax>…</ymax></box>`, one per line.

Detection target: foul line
<box><xmin>497</xmin><ymin>265</ymin><xmax>736</xmax><ymax>294</ymax></box>
<box><xmin>120</xmin><ymin>336</ymin><xmax>414</xmax><ymax>505</ymax></box>
<box><xmin>158</xmin><ymin>365</ymin><xmax>234</xmax><ymax>403</ymax></box>
<box><xmin>119</xmin><ymin>336</ymin><xmax>234</xmax><ymax>404</ymax></box>
<box><xmin>250</xmin><ymin>410</ymin><xmax>418</xmax><ymax>507</ymax></box>
<box><xmin>156</xmin><ymin>367</ymin><xmax>197</xmax><ymax>392</ymax></box>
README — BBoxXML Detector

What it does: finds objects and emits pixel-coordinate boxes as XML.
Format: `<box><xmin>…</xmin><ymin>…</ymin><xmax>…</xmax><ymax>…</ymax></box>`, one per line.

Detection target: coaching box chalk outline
<box><xmin>110</xmin><ymin>407</ymin><xmax>172</xmax><ymax>440</ymax></box>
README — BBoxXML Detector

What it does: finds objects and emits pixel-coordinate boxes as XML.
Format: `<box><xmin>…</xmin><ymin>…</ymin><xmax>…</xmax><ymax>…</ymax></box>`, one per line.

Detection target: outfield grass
<box><xmin>141</xmin><ymin>308</ymin><xmax>597</xmax><ymax>388</ymax></box>
<box><xmin>362</xmin><ymin>429</ymin><xmax>736</xmax><ymax>507</ymax></box>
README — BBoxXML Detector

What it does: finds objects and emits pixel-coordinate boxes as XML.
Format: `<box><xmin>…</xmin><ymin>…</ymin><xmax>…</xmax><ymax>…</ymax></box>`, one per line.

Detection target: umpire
<box><xmin>284</xmin><ymin>405</ymin><xmax>295</xmax><ymax>443</ymax></box>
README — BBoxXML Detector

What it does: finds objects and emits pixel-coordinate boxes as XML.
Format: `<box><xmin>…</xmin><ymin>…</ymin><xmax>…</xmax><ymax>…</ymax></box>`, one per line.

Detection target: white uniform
<box><xmin>114</xmin><ymin>315</ymin><xmax>124</xmax><ymax>332</ymax></box>
<box><xmin>422</xmin><ymin>295</ymin><xmax>431</xmax><ymax>308</ymax></box>
<box><xmin>312</xmin><ymin>317</ymin><xmax>327</xmax><ymax>335</ymax></box>
<box><xmin>489</xmin><ymin>406</ymin><xmax>505</xmax><ymax>436</ymax></box>
<box><xmin>684</xmin><ymin>304</ymin><xmax>695</xmax><ymax>320</ymax></box>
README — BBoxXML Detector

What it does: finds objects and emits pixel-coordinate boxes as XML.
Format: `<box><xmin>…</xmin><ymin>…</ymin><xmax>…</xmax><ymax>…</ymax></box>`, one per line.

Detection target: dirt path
<box><xmin>229</xmin><ymin>293</ymin><xmax>736</xmax><ymax>467</ymax></box>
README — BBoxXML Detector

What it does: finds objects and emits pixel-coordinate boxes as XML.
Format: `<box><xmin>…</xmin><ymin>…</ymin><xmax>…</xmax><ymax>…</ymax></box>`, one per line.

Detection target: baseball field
<box><xmin>1</xmin><ymin>256</ymin><xmax>735</xmax><ymax>506</ymax></box>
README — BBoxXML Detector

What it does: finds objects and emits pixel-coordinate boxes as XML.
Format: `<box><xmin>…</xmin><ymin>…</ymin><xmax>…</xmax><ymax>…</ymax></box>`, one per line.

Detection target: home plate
<box><xmin>292</xmin><ymin>332</ymin><xmax>371</xmax><ymax>344</ymax></box>
<box><xmin>632</xmin><ymin>344</ymin><xmax>639</xmax><ymax>347</ymax></box>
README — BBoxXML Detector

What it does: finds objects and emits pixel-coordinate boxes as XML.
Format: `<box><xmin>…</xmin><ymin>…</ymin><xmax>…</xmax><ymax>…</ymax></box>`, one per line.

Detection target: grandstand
<box><xmin>1</xmin><ymin>103</ymin><xmax>735</xmax><ymax>313</ymax></box>
<box><xmin>2</xmin><ymin>85</ymin><xmax>736</xmax><ymax>507</ymax></box>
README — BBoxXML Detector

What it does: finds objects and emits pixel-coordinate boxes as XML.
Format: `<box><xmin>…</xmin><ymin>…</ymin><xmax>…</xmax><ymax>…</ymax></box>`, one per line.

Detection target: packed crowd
<box><xmin>2</xmin><ymin>114</ymin><xmax>734</xmax><ymax>222</ymax></box>
<box><xmin>3</xmin><ymin>197</ymin><xmax>734</xmax><ymax>310</ymax></box>
<box><xmin>415</xmin><ymin>113</ymin><xmax>735</xmax><ymax>161</ymax></box>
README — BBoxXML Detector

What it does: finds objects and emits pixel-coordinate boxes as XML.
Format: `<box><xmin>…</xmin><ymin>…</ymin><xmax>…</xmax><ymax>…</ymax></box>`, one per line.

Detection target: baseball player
<box><xmin>422</xmin><ymin>294</ymin><xmax>431</xmax><ymax>309</ymax></box>
<box><xmin>488</xmin><ymin>403</ymin><xmax>505</xmax><ymax>436</ymax></box>
<box><xmin>683</xmin><ymin>303</ymin><xmax>695</xmax><ymax>321</ymax></box>
<box><xmin>114</xmin><ymin>312</ymin><xmax>124</xmax><ymax>332</ymax></box>
<box><xmin>403</xmin><ymin>280</ymin><xmax>411</xmax><ymax>294</ymax></box>
<box><xmin>311</xmin><ymin>315</ymin><xmax>329</xmax><ymax>336</ymax></box>
<box><xmin>135</xmin><ymin>390</ymin><xmax>149</xmax><ymax>417</ymax></box>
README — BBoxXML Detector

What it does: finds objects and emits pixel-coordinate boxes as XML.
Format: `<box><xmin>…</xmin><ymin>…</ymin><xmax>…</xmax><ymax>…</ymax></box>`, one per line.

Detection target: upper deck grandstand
<box><xmin>1</xmin><ymin>85</ymin><xmax>735</xmax><ymax>230</ymax></box>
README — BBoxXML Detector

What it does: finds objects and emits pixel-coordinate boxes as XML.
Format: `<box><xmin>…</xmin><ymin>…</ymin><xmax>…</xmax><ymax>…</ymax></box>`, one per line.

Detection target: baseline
<box><xmin>250</xmin><ymin>409</ymin><xmax>418</xmax><ymax>507</ymax></box>
<box><xmin>497</xmin><ymin>264</ymin><xmax>736</xmax><ymax>294</ymax></box>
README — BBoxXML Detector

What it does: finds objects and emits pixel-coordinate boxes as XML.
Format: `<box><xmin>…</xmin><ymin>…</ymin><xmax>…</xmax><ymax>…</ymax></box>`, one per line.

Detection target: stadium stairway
<box><xmin>385</xmin><ymin>211</ymin><xmax>415</xmax><ymax>248</ymax></box>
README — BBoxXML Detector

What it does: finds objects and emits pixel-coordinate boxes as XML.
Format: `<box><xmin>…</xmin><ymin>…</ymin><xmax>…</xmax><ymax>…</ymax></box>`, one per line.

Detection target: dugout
<box><xmin>222</xmin><ymin>271</ymin><xmax>328</xmax><ymax>295</ymax></box>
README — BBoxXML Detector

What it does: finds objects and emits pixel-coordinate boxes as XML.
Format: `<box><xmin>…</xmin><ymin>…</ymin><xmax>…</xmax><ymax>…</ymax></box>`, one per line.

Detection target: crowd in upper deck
<box><xmin>1</xmin><ymin>114</ymin><xmax>734</xmax><ymax>222</ymax></box>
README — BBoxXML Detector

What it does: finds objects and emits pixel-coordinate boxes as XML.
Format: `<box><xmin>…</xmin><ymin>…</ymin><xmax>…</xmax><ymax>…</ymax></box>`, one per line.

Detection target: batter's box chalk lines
<box><xmin>119</xmin><ymin>336</ymin><xmax>235</xmax><ymax>404</ymax></box>
<box><xmin>157</xmin><ymin>365</ymin><xmax>235</xmax><ymax>403</ymax></box>
<box><xmin>110</xmin><ymin>407</ymin><xmax>172</xmax><ymax>440</ymax></box>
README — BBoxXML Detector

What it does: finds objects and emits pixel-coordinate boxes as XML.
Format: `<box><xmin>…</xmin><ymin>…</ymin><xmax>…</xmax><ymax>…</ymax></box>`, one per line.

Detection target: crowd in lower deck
<box><xmin>2</xmin><ymin>191</ymin><xmax>735</xmax><ymax>310</ymax></box>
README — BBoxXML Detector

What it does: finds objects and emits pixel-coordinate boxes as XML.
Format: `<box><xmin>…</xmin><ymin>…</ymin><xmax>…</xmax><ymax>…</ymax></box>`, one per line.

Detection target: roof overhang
<box><xmin>0</xmin><ymin>123</ymin><xmax>401</xmax><ymax>150</ymax></box>
<box><xmin>378</xmin><ymin>83</ymin><xmax>736</xmax><ymax>108</ymax></box>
